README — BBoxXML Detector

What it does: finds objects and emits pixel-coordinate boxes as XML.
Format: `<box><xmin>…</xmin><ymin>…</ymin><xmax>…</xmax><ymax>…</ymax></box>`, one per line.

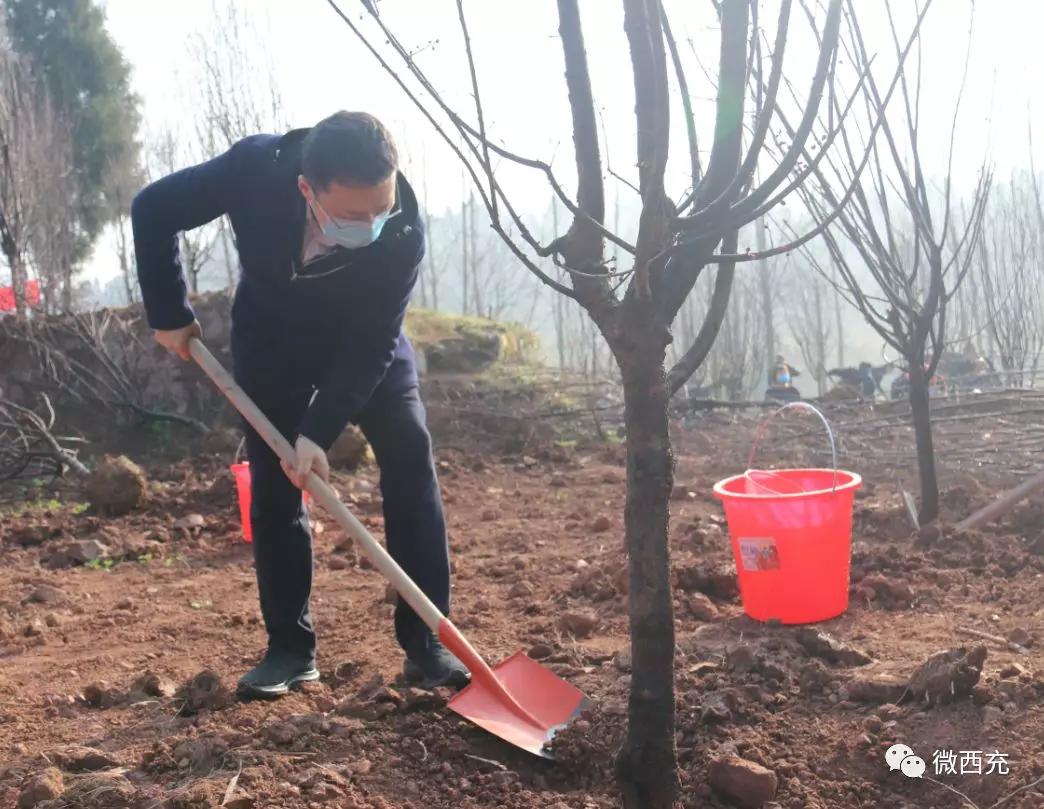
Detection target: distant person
<box><xmin>768</xmin><ymin>355</ymin><xmax>800</xmax><ymax>388</ymax></box>
<box><xmin>829</xmin><ymin>361</ymin><xmax>887</xmax><ymax>398</ymax></box>
<box><xmin>766</xmin><ymin>355</ymin><xmax>801</xmax><ymax>403</ymax></box>
<box><xmin>132</xmin><ymin>112</ymin><xmax>468</xmax><ymax>698</ymax></box>
<box><xmin>856</xmin><ymin>362</ymin><xmax>877</xmax><ymax>398</ymax></box>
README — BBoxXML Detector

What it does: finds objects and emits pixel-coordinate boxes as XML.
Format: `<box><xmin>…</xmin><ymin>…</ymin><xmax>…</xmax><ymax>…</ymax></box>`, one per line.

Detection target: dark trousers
<box><xmin>241</xmin><ymin>372</ymin><xmax>450</xmax><ymax>661</ymax></box>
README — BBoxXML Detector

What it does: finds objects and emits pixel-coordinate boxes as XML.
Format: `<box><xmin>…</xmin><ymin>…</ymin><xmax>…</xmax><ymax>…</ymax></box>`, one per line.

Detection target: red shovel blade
<box><xmin>440</xmin><ymin>623</ymin><xmax>588</xmax><ymax>758</ymax></box>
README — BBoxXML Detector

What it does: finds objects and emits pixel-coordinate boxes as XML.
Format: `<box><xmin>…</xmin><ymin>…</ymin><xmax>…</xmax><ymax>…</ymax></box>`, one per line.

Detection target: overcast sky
<box><xmin>87</xmin><ymin>0</ymin><xmax>1044</xmax><ymax>282</ymax></box>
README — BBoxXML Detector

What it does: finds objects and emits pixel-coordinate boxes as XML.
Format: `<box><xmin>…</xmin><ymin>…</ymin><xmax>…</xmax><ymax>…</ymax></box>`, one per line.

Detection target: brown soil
<box><xmin>1</xmin><ymin>413</ymin><xmax>1042</xmax><ymax>809</ymax></box>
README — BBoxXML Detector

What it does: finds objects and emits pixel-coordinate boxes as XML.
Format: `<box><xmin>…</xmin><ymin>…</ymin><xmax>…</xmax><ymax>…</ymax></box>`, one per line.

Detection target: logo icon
<box><xmin>901</xmin><ymin>755</ymin><xmax>926</xmax><ymax>779</ymax></box>
<box><xmin>886</xmin><ymin>743</ymin><xmax>916</xmax><ymax>773</ymax></box>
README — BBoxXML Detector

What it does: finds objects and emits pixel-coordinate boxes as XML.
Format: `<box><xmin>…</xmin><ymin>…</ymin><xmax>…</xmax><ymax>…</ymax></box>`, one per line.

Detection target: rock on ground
<box><xmin>709</xmin><ymin>755</ymin><xmax>779</xmax><ymax>808</ymax></box>
<box><xmin>688</xmin><ymin>593</ymin><xmax>720</xmax><ymax>621</ymax></box>
<box><xmin>327</xmin><ymin>425</ymin><xmax>374</xmax><ymax>470</ymax></box>
<box><xmin>84</xmin><ymin>455</ymin><xmax>147</xmax><ymax>515</ymax></box>
<box><xmin>82</xmin><ymin>682</ymin><xmax>121</xmax><ymax>709</ymax></box>
<box><xmin>907</xmin><ymin>646</ymin><xmax>987</xmax><ymax>706</ymax></box>
<box><xmin>797</xmin><ymin>628</ymin><xmax>873</xmax><ymax>666</ymax></box>
<box><xmin>558</xmin><ymin>610</ymin><xmax>600</xmax><ymax>638</ymax></box>
<box><xmin>176</xmin><ymin>670</ymin><xmax>232</xmax><ymax>715</ymax></box>
<box><xmin>17</xmin><ymin>768</ymin><xmax>63</xmax><ymax>808</ymax></box>
<box><xmin>844</xmin><ymin>673</ymin><xmax>908</xmax><ymax>704</ymax></box>
<box><xmin>45</xmin><ymin>539</ymin><xmax>109</xmax><ymax>568</ymax></box>
<box><xmin>28</xmin><ymin>584</ymin><xmax>66</xmax><ymax>605</ymax></box>
<box><xmin>50</xmin><ymin>745</ymin><xmax>121</xmax><ymax>772</ymax></box>
<box><xmin>129</xmin><ymin>671</ymin><xmax>175</xmax><ymax>700</ymax></box>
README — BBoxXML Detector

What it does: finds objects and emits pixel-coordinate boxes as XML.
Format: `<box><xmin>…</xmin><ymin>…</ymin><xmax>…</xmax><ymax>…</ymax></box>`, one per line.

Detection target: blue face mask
<box><xmin>310</xmin><ymin>197</ymin><xmax>394</xmax><ymax>250</ymax></box>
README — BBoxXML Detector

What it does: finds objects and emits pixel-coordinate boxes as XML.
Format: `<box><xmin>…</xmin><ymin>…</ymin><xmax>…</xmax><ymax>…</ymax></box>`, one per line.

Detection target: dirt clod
<box><xmin>799</xmin><ymin>660</ymin><xmax>835</xmax><ymax>694</ymax></box>
<box><xmin>709</xmin><ymin>755</ymin><xmax>778</xmax><ymax>808</ymax></box>
<box><xmin>999</xmin><ymin>662</ymin><xmax>1028</xmax><ymax>679</ymax></box>
<box><xmin>84</xmin><ymin>455</ymin><xmax>147</xmax><ymax>515</ymax></box>
<box><xmin>28</xmin><ymin>585</ymin><xmax>66</xmax><ymax>605</ymax></box>
<box><xmin>558</xmin><ymin>610</ymin><xmax>599</xmax><ymax>638</ymax></box>
<box><xmin>508</xmin><ymin>581</ymin><xmax>534</xmax><ymax>599</ymax></box>
<box><xmin>129</xmin><ymin>671</ymin><xmax>175</xmax><ymax>700</ymax></box>
<box><xmin>404</xmin><ymin>687</ymin><xmax>443</xmax><ymax>711</ymax></box>
<box><xmin>46</xmin><ymin>540</ymin><xmax>109</xmax><ymax>568</ymax></box>
<box><xmin>50</xmin><ymin>745</ymin><xmax>121</xmax><ymax>772</ymax></box>
<box><xmin>82</xmin><ymin>683</ymin><xmax>120</xmax><ymax>709</ymax></box>
<box><xmin>907</xmin><ymin>646</ymin><xmax>987</xmax><ymax>706</ymax></box>
<box><xmin>726</xmin><ymin>644</ymin><xmax>758</xmax><ymax>674</ymax></box>
<box><xmin>676</xmin><ymin>562</ymin><xmax>740</xmax><ymax>600</ymax></box>
<box><xmin>327</xmin><ymin>425</ymin><xmax>373</xmax><ymax>470</ymax></box>
<box><xmin>844</xmin><ymin>673</ymin><xmax>908</xmax><ymax>704</ymax></box>
<box><xmin>687</xmin><ymin>593</ymin><xmax>719</xmax><ymax>621</ymax></box>
<box><xmin>797</xmin><ymin>628</ymin><xmax>873</xmax><ymax>666</ymax></box>
<box><xmin>17</xmin><ymin>768</ymin><xmax>63</xmax><ymax>808</ymax></box>
<box><xmin>173</xmin><ymin>513</ymin><xmax>205</xmax><ymax>531</ymax></box>
<box><xmin>175</xmin><ymin>670</ymin><xmax>232</xmax><ymax>715</ymax></box>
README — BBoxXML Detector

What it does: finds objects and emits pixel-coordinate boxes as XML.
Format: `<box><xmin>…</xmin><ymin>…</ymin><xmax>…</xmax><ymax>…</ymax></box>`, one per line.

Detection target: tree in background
<box><xmin>704</xmin><ymin>270</ymin><xmax>765</xmax><ymax>400</ymax></box>
<box><xmin>0</xmin><ymin>20</ymin><xmax>73</xmax><ymax>318</ymax></box>
<box><xmin>4</xmin><ymin>0</ymin><xmax>141</xmax><ymax>304</ymax></box>
<box><xmin>332</xmin><ymin>1</ymin><xmax>869</xmax><ymax>803</ymax></box>
<box><xmin>786</xmin><ymin>261</ymin><xmax>833</xmax><ymax>396</ymax></box>
<box><xmin>794</xmin><ymin>0</ymin><xmax>991</xmax><ymax>524</ymax></box>
<box><xmin>956</xmin><ymin>173</ymin><xmax>1044</xmax><ymax>387</ymax></box>
<box><xmin>188</xmin><ymin>0</ymin><xmax>288</xmax><ymax>291</ymax></box>
<box><xmin>141</xmin><ymin>129</ymin><xmax>220</xmax><ymax>296</ymax></box>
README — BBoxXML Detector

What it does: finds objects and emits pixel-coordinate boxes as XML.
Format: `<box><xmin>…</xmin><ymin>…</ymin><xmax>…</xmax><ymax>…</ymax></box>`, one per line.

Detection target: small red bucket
<box><xmin>713</xmin><ymin>403</ymin><xmax>862</xmax><ymax>624</ymax></box>
<box><xmin>229</xmin><ymin>460</ymin><xmax>311</xmax><ymax>544</ymax></box>
<box><xmin>230</xmin><ymin>462</ymin><xmax>254</xmax><ymax>542</ymax></box>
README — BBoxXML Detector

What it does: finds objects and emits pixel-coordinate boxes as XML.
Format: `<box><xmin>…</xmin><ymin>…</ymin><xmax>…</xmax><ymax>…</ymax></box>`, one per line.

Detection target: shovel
<box><xmin>189</xmin><ymin>338</ymin><xmax>587</xmax><ymax>757</ymax></box>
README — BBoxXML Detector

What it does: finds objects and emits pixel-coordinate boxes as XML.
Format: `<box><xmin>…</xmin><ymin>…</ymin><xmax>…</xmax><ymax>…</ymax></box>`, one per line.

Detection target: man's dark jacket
<box><xmin>132</xmin><ymin>128</ymin><xmax>424</xmax><ymax>449</ymax></box>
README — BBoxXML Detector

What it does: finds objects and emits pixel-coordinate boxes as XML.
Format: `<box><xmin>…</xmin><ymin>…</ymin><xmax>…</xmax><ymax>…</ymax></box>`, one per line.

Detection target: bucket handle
<box><xmin>746</xmin><ymin>402</ymin><xmax>839</xmax><ymax>494</ymax></box>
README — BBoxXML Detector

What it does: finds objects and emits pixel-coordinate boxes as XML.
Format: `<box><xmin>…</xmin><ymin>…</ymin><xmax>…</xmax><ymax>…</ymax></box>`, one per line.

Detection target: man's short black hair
<box><xmin>301</xmin><ymin>111</ymin><xmax>398</xmax><ymax>189</ymax></box>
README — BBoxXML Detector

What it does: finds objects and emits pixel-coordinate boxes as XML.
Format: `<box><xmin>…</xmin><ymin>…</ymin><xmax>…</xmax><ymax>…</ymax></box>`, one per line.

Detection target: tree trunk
<box><xmin>813</xmin><ymin>278</ymin><xmax>826</xmax><ymax>395</ymax></box>
<box><xmin>551</xmin><ymin>198</ymin><xmax>566</xmax><ymax>370</ymax></box>
<box><xmin>460</xmin><ymin>194</ymin><xmax>470</xmax><ymax>315</ymax></box>
<box><xmin>469</xmin><ymin>191</ymin><xmax>482</xmax><ymax>318</ymax></box>
<box><xmin>615</xmin><ymin>343</ymin><xmax>677</xmax><ymax>809</ymax></box>
<box><xmin>756</xmin><ymin>219</ymin><xmax>774</xmax><ymax>368</ymax></box>
<box><xmin>219</xmin><ymin>218</ymin><xmax>236</xmax><ymax>292</ymax></box>
<box><xmin>833</xmin><ymin>265</ymin><xmax>844</xmax><ymax>368</ymax></box>
<box><xmin>61</xmin><ymin>273</ymin><xmax>73</xmax><ymax>313</ymax></box>
<box><xmin>182</xmin><ymin>234</ymin><xmax>200</xmax><ymax>294</ymax></box>
<box><xmin>115</xmin><ymin>214</ymin><xmax>136</xmax><ymax>305</ymax></box>
<box><xmin>3</xmin><ymin>240</ymin><xmax>28</xmax><ymax>317</ymax></box>
<box><xmin>908</xmin><ymin>362</ymin><xmax>940</xmax><ymax>523</ymax></box>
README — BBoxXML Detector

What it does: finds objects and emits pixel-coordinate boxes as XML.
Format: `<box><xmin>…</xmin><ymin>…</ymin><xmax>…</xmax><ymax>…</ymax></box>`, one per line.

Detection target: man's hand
<box><xmin>281</xmin><ymin>436</ymin><xmax>330</xmax><ymax>490</ymax></box>
<box><xmin>155</xmin><ymin>321</ymin><xmax>203</xmax><ymax>361</ymax></box>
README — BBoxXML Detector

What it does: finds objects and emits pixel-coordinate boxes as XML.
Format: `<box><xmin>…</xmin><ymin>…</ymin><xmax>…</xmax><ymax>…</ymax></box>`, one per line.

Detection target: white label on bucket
<box><xmin>739</xmin><ymin>537</ymin><xmax>780</xmax><ymax>572</ymax></box>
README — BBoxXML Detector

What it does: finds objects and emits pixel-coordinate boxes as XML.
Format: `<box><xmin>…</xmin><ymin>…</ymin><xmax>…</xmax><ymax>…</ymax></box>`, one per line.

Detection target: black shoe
<box><xmin>403</xmin><ymin>633</ymin><xmax>470</xmax><ymax>689</ymax></box>
<box><xmin>236</xmin><ymin>650</ymin><xmax>319</xmax><ymax>699</ymax></box>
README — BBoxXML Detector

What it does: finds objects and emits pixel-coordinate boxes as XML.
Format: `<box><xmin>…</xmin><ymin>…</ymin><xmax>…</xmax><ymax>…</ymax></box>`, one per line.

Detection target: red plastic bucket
<box><xmin>713</xmin><ymin>403</ymin><xmax>862</xmax><ymax>624</ymax></box>
<box><xmin>230</xmin><ymin>461</ymin><xmax>311</xmax><ymax>544</ymax></box>
<box><xmin>231</xmin><ymin>462</ymin><xmax>253</xmax><ymax>542</ymax></box>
